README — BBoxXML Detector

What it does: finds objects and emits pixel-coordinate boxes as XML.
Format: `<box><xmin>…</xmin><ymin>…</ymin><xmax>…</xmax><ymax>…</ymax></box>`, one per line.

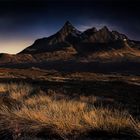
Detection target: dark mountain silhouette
<box><xmin>20</xmin><ymin>21</ymin><xmax>81</xmax><ymax>54</ymax></box>
<box><xmin>0</xmin><ymin>21</ymin><xmax>140</xmax><ymax>73</ymax></box>
<box><xmin>19</xmin><ymin>21</ymin><xmax>139</xmax><ymax>56</ymax></box>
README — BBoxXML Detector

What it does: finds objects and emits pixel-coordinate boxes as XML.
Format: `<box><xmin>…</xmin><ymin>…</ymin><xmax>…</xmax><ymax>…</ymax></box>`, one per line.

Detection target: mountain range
<box><xmin>0</xmin><ymin>21</ymin><xmax>140</xmax><ymax>72</ymax></box>
<box><xmin>19</xmin><ymin>21</ymin><xmax>140</xmax><ymax>55</ymax></box>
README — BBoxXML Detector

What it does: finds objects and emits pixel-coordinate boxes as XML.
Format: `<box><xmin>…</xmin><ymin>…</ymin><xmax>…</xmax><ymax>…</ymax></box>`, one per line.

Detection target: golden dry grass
<box><xmin>0</xmin><ymin>83</ymin><xmax>139</xmax><ymax>139</ymax></box>
<box><xmin>6</xmin><ymin>83</ymin><xmax>33</xmax><ymax>101</ymax></box>
<box><xmin>0</xmin><ymin>83</ymin><xmax>8</xmax><ymax>93</ymax></box>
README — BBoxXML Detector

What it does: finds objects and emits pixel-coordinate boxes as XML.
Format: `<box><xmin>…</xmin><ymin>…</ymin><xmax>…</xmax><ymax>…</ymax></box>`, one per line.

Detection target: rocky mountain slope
<box><xmin>0</xmin><ymin>21</ymin><xmax>140</xmax><ymax>71</ymax></box>
<box><xmin>19</xmin><ymin>21</ymin><xmax>140</xmax><ymax>58</ymax></box>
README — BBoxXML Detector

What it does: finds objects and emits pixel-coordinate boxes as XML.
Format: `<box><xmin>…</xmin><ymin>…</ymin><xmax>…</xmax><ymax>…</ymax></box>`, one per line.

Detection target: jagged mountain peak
<box><xmin>99</xmin><ymin>26</ymin><xmax>110</xmax><ymax>32</ymax></box>
<box><xmin>59</xmin><ymin>21</ymin><xmax>81</xmax><ymax>35</ymax></box>
<box><xmin>83</xmin><ymin>27</ymin><xmax>97</xmax><ymax>36</ymax></box>
<box><xmin>61</xmin><ymin>21</ymin><xmax>75</xmax><ymax>31</ymax></box>
<box><xmin>19</xmin><ymin>21</ymin><xmax>139</xmax><ymax>55</ymax></box>
<box><xmin>64</xmin><ymin>21</ymin><xmax>73</xmax><ymax>27</ymax></box>
<box><xmin>112</xmin><ymin>30</ymin><xmax>128</xmax><ymax>40</ymax></box>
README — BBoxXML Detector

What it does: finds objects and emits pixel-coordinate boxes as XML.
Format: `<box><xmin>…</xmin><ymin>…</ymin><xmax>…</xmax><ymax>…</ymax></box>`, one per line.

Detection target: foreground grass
<box><xmin>0</xmin><ymin>83</ymin><xmax>139</xmax><ymax>139</ymax></box>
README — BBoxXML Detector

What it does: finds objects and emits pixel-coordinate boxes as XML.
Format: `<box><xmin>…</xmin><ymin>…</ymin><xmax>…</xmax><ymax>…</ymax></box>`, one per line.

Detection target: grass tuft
<box><xmin>0</xmin><ymin>83</ymin><xmax>139</xmax><ymax>139</ymax></box>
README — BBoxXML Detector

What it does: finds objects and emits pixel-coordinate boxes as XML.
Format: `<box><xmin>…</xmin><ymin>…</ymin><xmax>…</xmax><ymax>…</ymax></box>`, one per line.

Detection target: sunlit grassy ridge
<box><xmin>0</xmin><ymin>83</ymin><xmax>139</xmax><ymax>139</ymax></box>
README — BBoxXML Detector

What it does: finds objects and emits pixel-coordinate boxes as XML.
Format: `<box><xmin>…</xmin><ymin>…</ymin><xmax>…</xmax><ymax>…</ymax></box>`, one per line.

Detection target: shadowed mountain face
<box><xmin>20</xmin><ymin>21</ymin><xmax>81</xmax><ymax>54</ymax></box>
<box><xmin>1</xmin><ymin>21</ymin><xmax>140</xmax><ymax>73</ymax></box>
<box><xmin>19</xmin><ymin>21</ymin><xmax>132</xmax><ymax>55</ymax></box>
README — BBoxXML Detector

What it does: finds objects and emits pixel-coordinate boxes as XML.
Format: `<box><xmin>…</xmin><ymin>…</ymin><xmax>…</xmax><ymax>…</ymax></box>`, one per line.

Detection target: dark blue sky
<box><xmin>0</xmin><ymin>0</ymin><xmax>139</xmax><ymax>54</ymax></box>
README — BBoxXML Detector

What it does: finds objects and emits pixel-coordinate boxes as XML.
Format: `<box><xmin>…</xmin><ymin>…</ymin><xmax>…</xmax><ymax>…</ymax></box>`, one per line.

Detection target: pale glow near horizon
<box><xmin>0</xmin><ymin>39</ymin><xmax>34</xmax><ymax>54</ymax></box>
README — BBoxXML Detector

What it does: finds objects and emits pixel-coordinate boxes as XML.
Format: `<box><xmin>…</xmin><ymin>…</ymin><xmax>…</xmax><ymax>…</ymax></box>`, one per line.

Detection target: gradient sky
<box><xmin>0</xmin><ymin>0</ymin><xmax>140</xmax><ymax>54</ymax></box>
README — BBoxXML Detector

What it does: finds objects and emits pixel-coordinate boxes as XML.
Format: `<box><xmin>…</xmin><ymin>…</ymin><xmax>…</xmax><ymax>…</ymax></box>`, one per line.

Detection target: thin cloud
<box><xmin>78</xmin><ymin>25</ymin><xmax>93</xmax><ymax>31</ymax></box>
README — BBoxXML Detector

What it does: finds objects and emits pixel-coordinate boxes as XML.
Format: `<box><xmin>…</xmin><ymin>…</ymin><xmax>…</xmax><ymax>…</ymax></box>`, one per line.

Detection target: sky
<box><xmin>0</xmin><ymin>0</ymin><xmax>139</xmax><ymax>54</ymax></box>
